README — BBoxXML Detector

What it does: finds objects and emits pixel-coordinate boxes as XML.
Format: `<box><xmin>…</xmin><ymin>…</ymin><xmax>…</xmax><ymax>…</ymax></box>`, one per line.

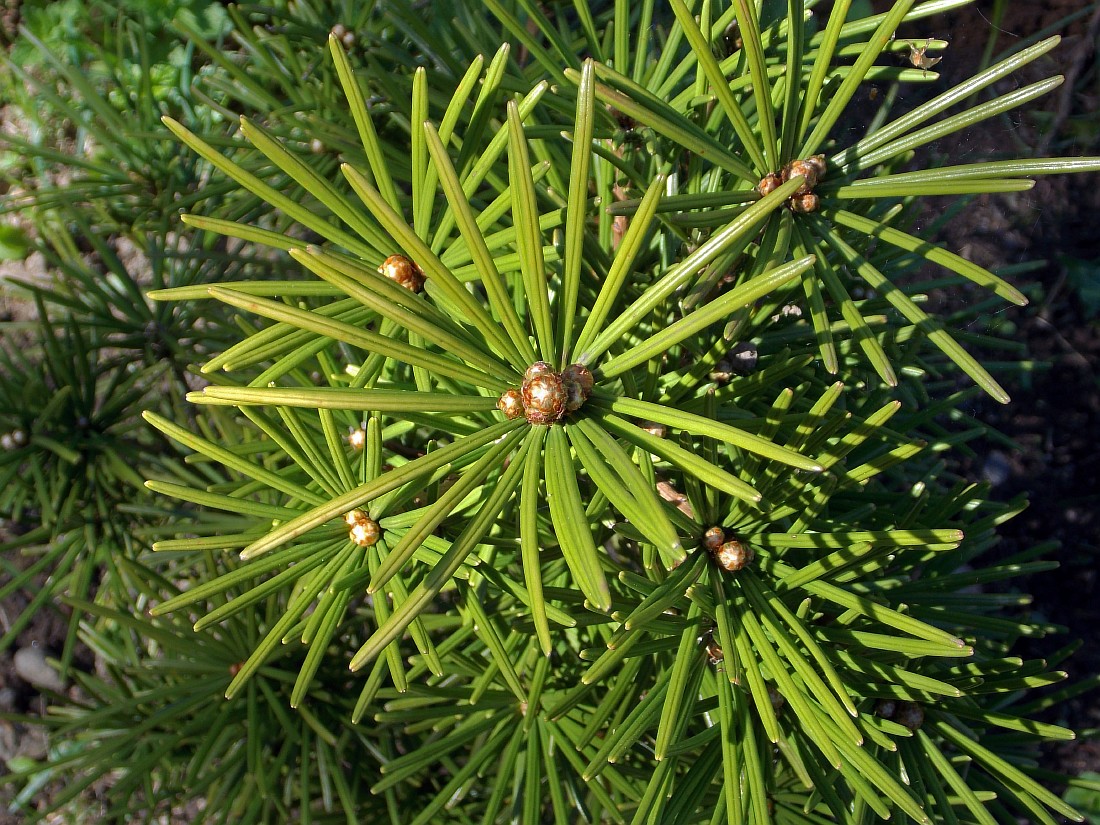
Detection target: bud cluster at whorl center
<box><xmin>757</xmin><ymin>154</ymin><xmax>827</xmax><ymax>214</ymax></box>
<box><xmin>497</xmin><ymin>362</ymin><xmax>594</xmax><ymax>425</ymax></box>
<box><xmin>703</xmin><ymin>526</ymin><xmax>754</xmax><ymax>573</ymax></box>
<box><xmin>344</xmin><ymin>509</ymin><xmax>380</xmax><ymax>547</ymax></box>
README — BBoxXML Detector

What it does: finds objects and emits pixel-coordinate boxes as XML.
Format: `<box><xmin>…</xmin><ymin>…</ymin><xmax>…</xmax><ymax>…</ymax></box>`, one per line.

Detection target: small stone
<box><xmin>13</xmin><ymin>646</ymin><xmax>64</xmax><ymax>692</ymax></box>
<box><xmin>730</xmin><ymin>342</ymin><xmax>758</xmax><ymax>373</ymax></box>
<box><xmin>0</xmin><ymin>719</ymin><xmax>48</xmax><ymax>763</ymax></box>
<box><xmin>982</xmin><ymin>451</ymin><xmax>1011</xmax><ymax>488</ymax></box>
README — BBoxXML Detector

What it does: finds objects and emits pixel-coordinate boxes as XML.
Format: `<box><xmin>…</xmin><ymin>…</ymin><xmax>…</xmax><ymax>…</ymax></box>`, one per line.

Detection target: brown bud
<box><xmin>349</xmin><ymin>520</ymin><xmax>381</xmax><ymax>548</ymax></box>
<box><xmin>522</xmin><ymin>373</ymin><xmax>567</xmax><ymax>425</ymax></box>
<box><xmin>805</xmin><ymin>154</ymin><xmax>827</xmax><ymax>181</ymax></box>
<box><xmin>497</xmin><ymin>389</ymin><xmax>524</xmax><ymax>420</ymax></box>
<box><xmin>714</xmin><ymin>539</ymin><xmax>753</xmax><ymax>572</ymax></box>
<box><xmin>640</xmin><ymin>420</ymin><xmax>667</xmax><ymax>438</ymax></box>
<box><xmin>345</xmin><ymin>509</ymin><xmax>380</xmax><ymax>547</ymax></box>
<box><xmin>348</xmin><ymin>427</ymin><xmax>366</xmax><ymax>450</ymax></box>
<box><xmin>703</xmin><ymin>526</ymin><xmax>725</xmax><ymax>551</ymax></box>
<box><xmin>378</xmin><ymin>254</ymin><xmax>425</xmax><ymax>292</ymax></box>
<box><xmin>524</xmin><ymin>361</ymin><xmax>555</xmax><ymax>382</ymax></box>
<box><xmin>561</xmin><ymin>363</ymin><xmax>594</xmax><ymax>412</ymax></box>
<box><xmin>757</xmin><ymin>172</ymin><xmax>782</xmax><ymax>197</ymax></box>
<box><xmin>789</xmin><ymin>192</ymin><xmax>819</xmax><ymax>213</ymax></box>
<box><xmin>784</xmin><ymin>158</ymin><xmax>821</xmax><ymax>195</ymax></box>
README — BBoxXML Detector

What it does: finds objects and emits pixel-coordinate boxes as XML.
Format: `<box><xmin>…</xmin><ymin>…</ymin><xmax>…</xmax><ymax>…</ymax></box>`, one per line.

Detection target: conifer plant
<box><xmin>7</xmin><ymin>1</ymin><xmax>1100</xmax><ymax>823</ymax></box>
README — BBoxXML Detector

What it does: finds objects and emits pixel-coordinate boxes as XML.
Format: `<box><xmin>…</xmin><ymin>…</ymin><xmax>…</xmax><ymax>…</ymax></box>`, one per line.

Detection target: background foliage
<box><xmin>1</xmin><ymin>0</ymin><xmax>1098</xmax><ymax>822</ymax></box>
